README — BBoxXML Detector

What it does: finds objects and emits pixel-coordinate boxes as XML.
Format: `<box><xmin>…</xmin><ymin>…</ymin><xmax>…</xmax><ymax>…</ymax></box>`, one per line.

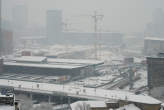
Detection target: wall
<box><xmin>1</xmin><ymin>30</ymin><xmax>13</xmax><ymax>55</ymax></box>
<box><xmin>0</xmin><ymin>58</ymin><xmax>3</xmax><ymax>73</ymax></box>
<box><xmin>144</xmin><ymin>39</ymin><xmax>164</xmax><ymax>56</ymax></box>
<box><xmin>147</xmin><ymin>57</ymin><xmax>164</xmax><ymax>89</ymax></box>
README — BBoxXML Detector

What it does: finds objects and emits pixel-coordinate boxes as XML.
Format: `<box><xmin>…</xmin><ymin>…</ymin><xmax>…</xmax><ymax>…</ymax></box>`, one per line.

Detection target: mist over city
<box><xmin>0</xmin><ymin>0</ymin><xmax>164</xmax><ymax>110</ymax></box>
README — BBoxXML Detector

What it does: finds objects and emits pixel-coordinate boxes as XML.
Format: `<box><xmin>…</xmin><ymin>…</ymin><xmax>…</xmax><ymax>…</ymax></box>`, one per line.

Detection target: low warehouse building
<box><xmin>3</xmin><ymin>56</ymin><xmax>104</xmax><ymax>81</ymax></box>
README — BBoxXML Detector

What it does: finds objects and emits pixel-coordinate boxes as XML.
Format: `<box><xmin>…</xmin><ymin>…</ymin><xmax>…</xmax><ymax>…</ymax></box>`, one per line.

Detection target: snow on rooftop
<box><xmin>71</xmin><ymin>101</ymin><xmax>107</xmax><ymax>110</ymax></box>
<box><xmin>87</xmin><ymin>101</ymin><xmax>107</xmax><ymax>108</ymax></box>
<box><xmin>71</xmin><ymin>102</ymin><xmax>141</xmax><ymax>110</ymax></box>
<box><xmin>116</xmin><ymin>104</ymin><xmax>141</xmax><ymax>110</ymax></box>
<box><xmin>5</xmin><ymin>57</ymin><xmax>104</xmax><ymax>69</ymax></box>
<box><xmin>145</xmin><ymin>37</ymin><xmax>164</xmax><ymax>41</ymax></box>
<box><xmin>0</xmin><ymin>94</ymin><xmax>13</xmax><ymax>98</ymax></box>
<box><xmin>48</xmin><ymin>58</ymin><xmax>104</xmax><ymax>65</ymax></box>
<box><xmin>4</xmin><ymin>62</ymin><xmax>86</xmax><ymax>69</ymax></box>
<box><xmin>13</xmin><ymin>56</ymin><xmax>47</xmax><ymax>62</ymax></box>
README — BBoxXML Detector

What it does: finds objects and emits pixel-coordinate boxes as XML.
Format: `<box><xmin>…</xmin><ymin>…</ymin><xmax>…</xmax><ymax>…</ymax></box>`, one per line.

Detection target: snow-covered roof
<box><xmin>144</xmin><ymin>37</ymin><xmax>164</xmax><ymax>41</ymax></box>
<box><xmin>5</xmin><ymin>57</ymin><xmax>103</xmax><ymax>69</ymax></box>
<box><xmin>13</xmin><ymin>56</ymin><xmax>47</xmax><ymax>63</ymax></box>
<box><xmin>71</xmin><ymin>101</ymin><xmax>107</xmax><ymax>110</ymax></box>
<box><xmin>116</xmin><ymin>104</ymin><xmax>141</xmax><ymax>110</ymax></box>
<box><xmin>4</xmin><ymin>62</ymin><xmax>87</xmax><ymax>69</ymax></box>
<box><xmin>162</xmin><ymin>103</ymin><xmax>164</xmax><ymax>107</ymax></box>
<box><xmin>0</xmin><ymin>94</ymin><xmax>13</xmax><ymax>98</ymax></box>
<box><xmin>48</xmin><ymin>58</ymin><xmax>104</xmax><ymax>66</ymax></box>
<box><xmin>87</xmin><ymin>101</ymin><xmax>107</xmax><ymax>108</ymax></box>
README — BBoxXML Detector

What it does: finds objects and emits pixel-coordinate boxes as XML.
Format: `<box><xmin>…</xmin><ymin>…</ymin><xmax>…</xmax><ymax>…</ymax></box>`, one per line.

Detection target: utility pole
<box><xmin>92</xmin><ymin>11</ymin><xmax>104</xmax><ymax>59</ymax></box>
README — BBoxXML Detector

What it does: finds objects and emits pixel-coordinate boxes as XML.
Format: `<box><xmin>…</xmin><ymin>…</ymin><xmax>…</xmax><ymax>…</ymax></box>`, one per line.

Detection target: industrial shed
<box><xmin>3</xmin><ymin>57</ymin><xmax>104</xmax><ymax>80</ymax></box>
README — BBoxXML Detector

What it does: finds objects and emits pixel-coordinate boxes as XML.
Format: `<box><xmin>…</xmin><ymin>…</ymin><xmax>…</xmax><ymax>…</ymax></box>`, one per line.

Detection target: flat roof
<box><xmin>13</xmin><ymin>56</ymin><xmax>47</xmax><ymax>63</ymax></box>
<box><xmin>144</xmin><ymin>37</ymin><xmax>164</xmax><ymax>41</ymax></box>
<box><xmin>11</xmin><ymin>57</ymin><xmax>104</xmax><ymax>66</ymax></box>
<box><xmin>5</xmin><ymin>57</ymin><xmax>104</xmax><ymax>69</ymax></box>
<box><xmin>48</xmin><ymin>58</ymin><xmax>104</xmax><ymax>66</ymax></box>
<box><xmin>4</xmin><ymin>62</ymin><xmax>87</xmax><ymax>69</ymax></box>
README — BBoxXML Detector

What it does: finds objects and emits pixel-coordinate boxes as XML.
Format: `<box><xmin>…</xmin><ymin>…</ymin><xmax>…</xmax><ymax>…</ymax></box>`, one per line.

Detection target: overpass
<box><xmin>0</xmin><ymin>79</ymin><xmax>161</xmax><ymax>105</ymax></box>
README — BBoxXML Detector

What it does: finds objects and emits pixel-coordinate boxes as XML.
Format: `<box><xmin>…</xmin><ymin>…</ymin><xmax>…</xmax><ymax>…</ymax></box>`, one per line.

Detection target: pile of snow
<box><xmin>71</xmin><ymin>101</ymin><xmax>90</xmax><ymax>110</ymax></box>
<box><xmin>71</xmin><ymin>101</ymin><xmax>141</xmax><ymax>110</ymax></box>
<box><xmin>116</xmin><ymin>104</ymin><xmax>141</xmax><ymax>110</ymax></box>
<box><xmin>0</xmin><ymin>106</ymin><xmax>14</xmax><ymax>110</ymax></box>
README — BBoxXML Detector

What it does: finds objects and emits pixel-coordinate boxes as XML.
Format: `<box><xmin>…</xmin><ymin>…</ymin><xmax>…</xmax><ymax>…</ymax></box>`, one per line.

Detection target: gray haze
<box><xmin>2</xmin><ymin>0</ymin><xmax>164</xmax><ymax>33</ymax></box>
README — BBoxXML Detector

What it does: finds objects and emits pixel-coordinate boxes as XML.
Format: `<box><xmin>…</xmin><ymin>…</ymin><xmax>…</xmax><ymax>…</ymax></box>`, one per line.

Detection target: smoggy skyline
<box><xmin>2</xmin><ymin>0</ymin><xmax>164</xmax><ymax>33</ymax></box>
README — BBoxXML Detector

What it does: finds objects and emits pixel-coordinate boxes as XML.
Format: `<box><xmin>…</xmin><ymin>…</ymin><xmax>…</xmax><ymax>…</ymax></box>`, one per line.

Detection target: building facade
<box><xmin>1</xmin><ymin>30</ymin><xmax>13</xmax><ymax>55</ymax></box>
<box><xmin>144</xmin><ymin>37</ymin><xmax>164</xmax><ymax>56</ymax></box>
<box><xmin>46</xmin><ymin>10</ymin><xmax>63</xmax><ymax>44</ymax></box>
<box><xmin>147</xmin><ymin>57</ymin><xmax>164</xmax><ymax>89</ymax></box>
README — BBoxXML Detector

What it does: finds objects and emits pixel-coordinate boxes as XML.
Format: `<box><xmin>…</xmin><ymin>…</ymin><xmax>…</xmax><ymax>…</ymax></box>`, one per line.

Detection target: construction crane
<box><xmin>68</xmin><ymin>11</ymin><xmax>104</xmax><ymax>59</ymax></box>
<box><xmin>92</xmin><ymin>11</ymin><xmax>104</xmax><ymax>59</ymax></box>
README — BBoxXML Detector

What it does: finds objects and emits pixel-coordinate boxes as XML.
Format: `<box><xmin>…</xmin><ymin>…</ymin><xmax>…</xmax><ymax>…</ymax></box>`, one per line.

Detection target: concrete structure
<box><xmin>13</xmin><ymin>56</ymin><xmax>47</xmax><ymax>63</ymax></box>
<box><xmin>0</xmin><ymin>58</ymin><xmax>3</xmax><ymax>73</ymax></box>
<box><xmin>0</xmin><ymin>79</ymin><xmax>161</xmax><ymax>110</ymax></box>
<box><xmin>71</xmin><ymin>101</ymin><xmax>109</xmax><ymax>110</ymax></box>
<box><xmin>0</xmin><ymin>85</ymin><xmax>15</xmax><ymax>109</ymax></box>
<box><xmin>71</xmin><ymin>101</ymin><xmax>160</xmax><ymax>110</ymax></box>
<box><xmin>144</xmin><ymin>37</ymin><xmax>164</xmax><ymax>56</ymax></box>
<box><xmin>1</xmin><ymin>30</ymin><xmax>13</xmax><ymax>55</ymax></box>
<box><xmin>46</xmin><ymin>10</ymin><xmax>62</xmax><ymax>44</ymax></box>
<box><xmin>3</xmin><ymin>57</ymin><xmax>104</xmax><ymax>81</ymax></box>
<box><xmin>147</xmin><ymin>57</ymin><xmax>164</xmax><ymax>99</ymax></box>
<box><xmin>147</xmin><ymin>57</ymin><xmax>164</xmax><ymax>89</ymax></box>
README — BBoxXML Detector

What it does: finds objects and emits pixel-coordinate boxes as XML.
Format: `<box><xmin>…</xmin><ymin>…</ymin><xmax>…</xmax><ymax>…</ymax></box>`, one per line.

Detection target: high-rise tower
<box><xmin>46</xmin><ymin>10</ymin><xmax>62</xmax><ymax>44</ymax></box>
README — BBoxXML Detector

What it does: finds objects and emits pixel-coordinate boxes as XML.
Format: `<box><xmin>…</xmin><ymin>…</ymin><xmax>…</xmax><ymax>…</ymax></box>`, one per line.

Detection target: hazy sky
<box><xmin>2</xmin><ymin>0</ymin><xmax>164</xmax><ymax>33</ymax></box>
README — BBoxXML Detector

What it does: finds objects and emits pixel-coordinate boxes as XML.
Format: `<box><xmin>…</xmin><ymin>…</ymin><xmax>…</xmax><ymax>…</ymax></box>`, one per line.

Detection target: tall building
<box><xmin>144</xmin><ymin>37</ymin><xmax>164</xmax><ymax>56</ymax></box>
<box><xmin>12</xmin><ymin>4</ymin><xmax>28</xmax><ymax>30</ymax></box>
<box><xmin>1</xmin><ymin>30</ymin><xmax>13</xmax><ymax>55</ymax></box>
<box><xmin>145</xmin><ymin>8</ymin><xmax>164</xmax><ymax>38</ymax></box>
<box><xmin>147</xmin><ymin>56</ymin><xmax>164</xmax><ymax>97</ymax></box>
<box><xmin>12</xmin><ymin>4</ymin><xmax>28</xmax><ymax>47</ymax></box>
<box><xmin>147</xmin><ymin>57</ymin><xmax>164</xmax><ymax>89</ymax></box>
<box><xmin>46</xmin><ymin>10</ymin><xmax>62</xmax><ymax>44</ymax></box>
<box><xmin>46</xmin><ymin>10</ymin><xmax>123</xmax><ymax>46</ymax></box>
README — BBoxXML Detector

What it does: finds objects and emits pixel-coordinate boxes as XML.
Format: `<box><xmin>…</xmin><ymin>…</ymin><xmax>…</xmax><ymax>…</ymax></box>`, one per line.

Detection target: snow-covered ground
<box><xmin>0</xmin><ymin>106</ymin><xmax>14</xmax><ymax>110</ymax></box>
<box><xmin>116</xmin><ymin>104</ymin><xmax>141</xmax><ymax>110</ymax></box>
<box><xmin>11</xmin><ymin>44</ymin><xmax>148</xmax><ymax>93</ymax></box>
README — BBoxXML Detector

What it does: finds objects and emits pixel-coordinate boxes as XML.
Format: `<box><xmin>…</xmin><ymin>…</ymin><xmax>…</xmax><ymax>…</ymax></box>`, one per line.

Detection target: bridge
<box><xmin>0</xmin><ymin>79</ymin><xmax>161</xmax><ymax>105</ymax></box>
